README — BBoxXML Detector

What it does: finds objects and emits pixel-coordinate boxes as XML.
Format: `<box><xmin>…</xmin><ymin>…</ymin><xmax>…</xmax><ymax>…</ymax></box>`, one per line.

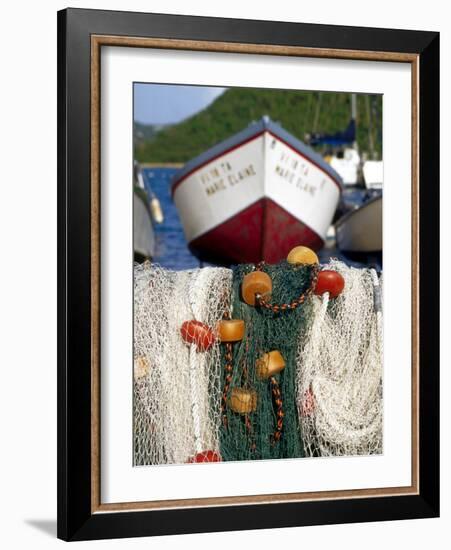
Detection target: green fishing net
<box><xmin>133</xmin><ymin>261</ymin><xmax>383</xmax><ymax>466</ymax></box>
<box><xmin>219</xmin><ymin>261</ymin><xmax>315</xmax><ymax>461</ymax></box>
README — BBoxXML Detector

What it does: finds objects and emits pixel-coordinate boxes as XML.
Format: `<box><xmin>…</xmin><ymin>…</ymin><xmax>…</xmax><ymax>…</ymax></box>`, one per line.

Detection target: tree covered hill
<box><xmin>134</xmin><ymin>122</ymin><xmax>169</xmax><ymax>144</ymax></box>
<box><xmin>134</xmin><ymin>88</ymin><xmax>382</xmax><ymax>164</ymax></box>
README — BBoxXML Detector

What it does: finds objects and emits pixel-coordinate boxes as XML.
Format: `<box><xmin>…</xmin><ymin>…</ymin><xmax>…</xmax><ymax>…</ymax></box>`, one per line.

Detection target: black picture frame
<box><xmin>57</xmin><ymin>7</ymin><xmax>439</xmax><ymax>541</ymax></box>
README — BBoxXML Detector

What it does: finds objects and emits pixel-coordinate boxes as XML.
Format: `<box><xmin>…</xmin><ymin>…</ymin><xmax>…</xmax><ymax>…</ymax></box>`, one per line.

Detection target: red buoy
<box><xmin>314</xmin><ymin>270</ymin><xmax>345</xmax><ymax>298</ymax></box>
<box><xmin>301</xmin><ymin>388</ymin><xmax>316</xmax><ymax>417</ymax></box>
<box><xmin>188</xmin><ymin>450</ymin><xmax>221</xmax><ymax>463</ymax></box>
<box><xmin>180</xmin><ymin>320</ymin><xmax>216</xmax><ymax>351</ymax></box>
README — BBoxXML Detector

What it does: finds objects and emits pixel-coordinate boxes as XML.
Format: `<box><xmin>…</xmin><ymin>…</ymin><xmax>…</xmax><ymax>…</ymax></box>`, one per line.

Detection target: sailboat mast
<box><xmin>365</xmin><ymin>94</ymin><xmax>376</xmax><ymax>159</ymax></box>
<box><xmin>351</xmin><ymin>93</ymin><xmax>357</xmax><ymax>150</ymax></box>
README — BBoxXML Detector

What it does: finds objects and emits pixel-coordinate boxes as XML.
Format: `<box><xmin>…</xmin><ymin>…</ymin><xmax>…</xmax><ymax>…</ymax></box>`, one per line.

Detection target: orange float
<box><xmin>187</xmin><ymin>450</ymin><xmax>221</xmax><ymax>463</ymax></box>
<box><xmin>241</xmin><ymin>271</ymin><xmax>272</xmax><ymax>306</ymax></box>
<box><xmin>217</xmin><ymin>319</ymin><xmax>245</xmax><ymax>342</ymax></box>
<box><xmin>256</xmin><ymin>350</ymin><xmax>286</xmax><ymax>379</ymax></box>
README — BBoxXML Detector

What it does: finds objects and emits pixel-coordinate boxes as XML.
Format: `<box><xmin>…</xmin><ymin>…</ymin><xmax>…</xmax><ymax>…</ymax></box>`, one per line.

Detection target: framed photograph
<box><xmin>57</xmin><ymin>8</ymin><xmax>439</xmax><ymax>541</ymax></box>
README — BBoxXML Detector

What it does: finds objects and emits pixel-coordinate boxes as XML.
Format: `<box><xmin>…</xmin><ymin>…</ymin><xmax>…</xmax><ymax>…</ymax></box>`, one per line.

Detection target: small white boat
<box><xmin>134</xmin><ymin>190</ymin><xmax>156</xmax><ymax>261</ymax></box>
<box><xmin>335</xmin><ymin>193</ymin><xmax>382</xmax><ymax>253</ymax></box>
<box><xmin>134</xmin><ymin>161</ymin><xmax>162</xmax><ymax>262</ymax></box>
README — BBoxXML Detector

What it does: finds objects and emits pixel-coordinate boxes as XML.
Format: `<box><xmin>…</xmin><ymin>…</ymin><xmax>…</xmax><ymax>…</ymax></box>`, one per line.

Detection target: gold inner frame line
<box><xmin>90</xmin><ymin>34</ymin><xmax>420</xmax><ymax>514</ymax></box>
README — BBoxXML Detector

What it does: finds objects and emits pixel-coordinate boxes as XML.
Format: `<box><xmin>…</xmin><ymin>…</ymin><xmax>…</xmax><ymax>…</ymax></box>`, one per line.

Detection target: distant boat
<box><xmin>308</xmin><ymin>117</ymin><xmax>357</xmax><ymax>148</ymax></box>
<box><xmin>362</xmin><ymin>160</ymin><xmax>383</xmax><ymax>190</ymax></box>
<box><xmin>327</xmin><ymin>147</ymin><xmax>361</xmax><ymax>187</ymax></box>
<box><xmin>171</xmin><ymin>117</ymin><xmax>343</xmax><ymax>265</ymax></box>
<box><xmin>308</xmin><ymin>94</ymin><xmax>362</xmax><ymax>187</ymax></box>
<box><xmin>134</xmin><ymin>161</ymin><xmax>163</xmax><ymax>262</ymax></box>
<box><xmin>335</xmin><ymin>192</ymin><xmax>382</xmax><ymax>253</ymax></box>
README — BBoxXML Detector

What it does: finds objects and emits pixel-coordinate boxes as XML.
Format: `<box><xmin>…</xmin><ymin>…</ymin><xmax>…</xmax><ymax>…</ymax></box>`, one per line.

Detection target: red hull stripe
<box><xmin>171</xmin><ymin>131</ymin><xmax>342</xmax><ymax>197</ymax></box>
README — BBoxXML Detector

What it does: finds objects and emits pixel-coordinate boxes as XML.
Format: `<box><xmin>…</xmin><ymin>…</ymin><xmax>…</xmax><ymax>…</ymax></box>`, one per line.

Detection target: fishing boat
<box><xmin>335</xmin><ymin>191</ymin><xmax>382</xmax><ymax>253</ymax></box>
<box><xmin>171</xmin><ymin>116</ymin><xmax>343</xmax><ymax>265</ymax></box>
<box><xmin>134</xmin><ymin>161</ymin><xmax>164</xmax><ymax>262</ymax></box>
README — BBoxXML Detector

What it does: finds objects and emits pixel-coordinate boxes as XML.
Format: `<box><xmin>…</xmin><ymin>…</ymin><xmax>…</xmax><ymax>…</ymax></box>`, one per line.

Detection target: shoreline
<box><xmin>140</xmin><ymin>162</ymin><xmax>183</xmax><ymax>169</ymax></box>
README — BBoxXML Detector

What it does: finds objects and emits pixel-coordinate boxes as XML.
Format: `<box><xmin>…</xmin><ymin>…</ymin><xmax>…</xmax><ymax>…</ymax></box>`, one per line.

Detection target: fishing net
<box><xmin>133</xmin><ymin>259</ymin><xmax>383</xmax><ymax>465</ymax></box>
<box><xmin>296</xmin><ymin>259</ymin><xmax>383</xmax><ymax>457</ymax></box>
<box><xmin>133</xmin><ymin>262</ymin><xmax>232</xmax><ymax>466</ymax></box>
<box><xmin>219</xmin><ymin>261</ymin><xmax>316</xmax><ymax>461</ymax></box>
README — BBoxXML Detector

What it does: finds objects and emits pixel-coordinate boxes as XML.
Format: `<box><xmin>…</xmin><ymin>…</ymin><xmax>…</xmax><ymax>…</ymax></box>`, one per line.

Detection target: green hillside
<box><xmin>134</xmin><ymin>122</ymin><xmax>169</xmax><ymax>144</ymax></box>
<box><xmin>134</xmin><ymin>88</ymin><xmax>382</xmax><ymax>163</ymax></box>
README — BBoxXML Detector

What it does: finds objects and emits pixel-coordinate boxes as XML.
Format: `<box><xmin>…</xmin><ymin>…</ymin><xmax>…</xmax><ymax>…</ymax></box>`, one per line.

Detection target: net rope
<box><xmin>219</xmin><ymin>261</ymin><xmax>314</xmax><ymax>461</ymax></box>
<box><xmin>134</xmin><ymin>259</ymin><xmax>383</xmax><ymax>465</ymax></box>
<box><xmin>296</xmin><ymin>259</ymin><xmax>383</xmax><ymax>457</ymax></box>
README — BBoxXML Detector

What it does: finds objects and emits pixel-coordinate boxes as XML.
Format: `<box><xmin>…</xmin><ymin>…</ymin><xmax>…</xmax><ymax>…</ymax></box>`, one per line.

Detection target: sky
<box><xmin>134</xmin><ymin>83</ymin><xmax>226</xmax><ymax>125</ymax></box>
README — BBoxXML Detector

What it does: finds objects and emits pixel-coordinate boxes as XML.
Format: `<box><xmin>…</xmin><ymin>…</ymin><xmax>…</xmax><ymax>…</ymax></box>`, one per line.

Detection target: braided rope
<box><xmin>270</xmin><ymin>376</ymin><xmax>284</xmax><ymax>443</ymax></box>
<box><xmin>255</xmin><ymin>262</ymin><xmax>319</xmax><ymax>313</ymax></box>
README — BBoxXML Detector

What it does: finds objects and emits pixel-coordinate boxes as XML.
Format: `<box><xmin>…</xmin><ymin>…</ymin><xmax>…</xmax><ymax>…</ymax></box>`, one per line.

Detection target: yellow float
<box><xmin>134</xmin><ymin>356</ymin><xmax>150</xmax><ymax>380</ymax></box>
<box><xmin>286</xmin><ymin>245</ymin><xmax>319</xmax><ymax>265</ymax></box>
<box><xmin>228</xmin><ymin>387</ymin><xmax>257</xmax><ymax>414</ymax></box>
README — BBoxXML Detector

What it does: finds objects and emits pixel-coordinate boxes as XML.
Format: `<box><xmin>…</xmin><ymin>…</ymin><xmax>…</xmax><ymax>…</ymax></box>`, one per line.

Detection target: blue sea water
<box><xmin>142</xmin><ymin>167</ymin><xmax>382</xmax><ymax>271</ymax></box>
<box><xmin>142</xmin><ymin>167</ymin><xmax>199</xmax><ymax>270</ymax></box>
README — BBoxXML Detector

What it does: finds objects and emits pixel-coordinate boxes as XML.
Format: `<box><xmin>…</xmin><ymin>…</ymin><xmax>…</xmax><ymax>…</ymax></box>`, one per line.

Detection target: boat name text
<box><xmin>198</xmin><ymin>162</ymin><xmax>257</xmax><ymax>197</ymax></box>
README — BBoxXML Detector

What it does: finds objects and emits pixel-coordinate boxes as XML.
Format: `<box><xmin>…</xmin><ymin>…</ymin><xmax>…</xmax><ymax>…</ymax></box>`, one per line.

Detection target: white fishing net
<box><xmin>133</xmin><ymin>262</ymin><xmax>232</xmax><ymax>466</ymax></box>
<box><xmin>296</xmin><ymin>260</ymin><xmax>383</xmax><ymax>457</ymax></box>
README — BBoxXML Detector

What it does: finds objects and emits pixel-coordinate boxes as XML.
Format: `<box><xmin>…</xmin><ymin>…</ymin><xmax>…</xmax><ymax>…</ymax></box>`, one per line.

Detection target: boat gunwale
<box><xmin>170</xmin><ymin>119</ymin><xmax>344</xmax><ymax>197</ymax></box>
<box><xmin>335</xmin><ymin>192</ymin><xmax>382</xmax><ymax>229</ymax></box>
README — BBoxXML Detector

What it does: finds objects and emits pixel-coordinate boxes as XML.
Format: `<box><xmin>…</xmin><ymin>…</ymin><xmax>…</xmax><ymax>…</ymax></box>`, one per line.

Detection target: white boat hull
<box><xmin>335</xmin><ymin>195</ymin><xmax>382</xmax><ymax>253</ymax></box>
<box><xmin>134</xmin><ymin>193</ymin><xmax>155</xmax><ymax>260</ymax></box>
